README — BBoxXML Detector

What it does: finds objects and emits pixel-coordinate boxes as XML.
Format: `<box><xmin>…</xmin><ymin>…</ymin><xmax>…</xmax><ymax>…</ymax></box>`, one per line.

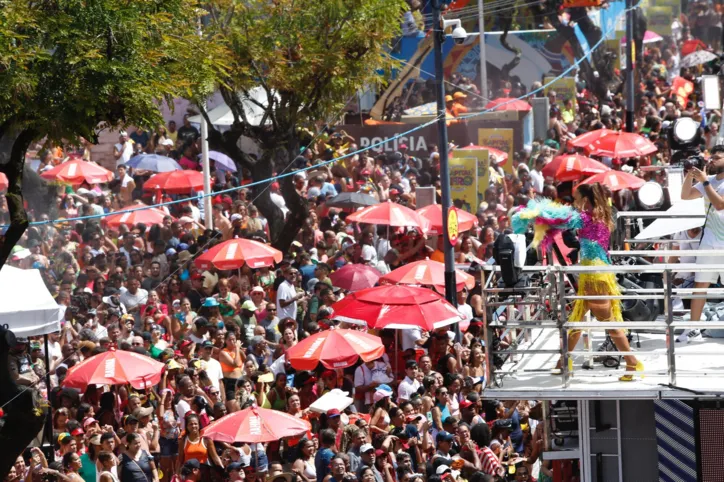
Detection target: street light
<box><xmin>431</xmin><ymin>0</ymin><xmax>463</xmax><ymax>338</ymax></box>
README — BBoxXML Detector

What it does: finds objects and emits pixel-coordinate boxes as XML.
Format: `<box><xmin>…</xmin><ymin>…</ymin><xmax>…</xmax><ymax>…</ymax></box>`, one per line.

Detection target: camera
<box><xmin>682</xmin><ymin>154</ymin><xmax>707</xmax><ymax>173</ymax></box>
<box><xmin>452</xmin><ymin>26</ymin><xmax>468</xmax><ymax>45</ymax></box>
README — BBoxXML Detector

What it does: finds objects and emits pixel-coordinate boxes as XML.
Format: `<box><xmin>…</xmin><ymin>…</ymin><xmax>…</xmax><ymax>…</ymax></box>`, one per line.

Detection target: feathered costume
<box><xmin>512</xmin><ymin>199</ymin><xmax>621</xmax><ymax>323</ymax></box>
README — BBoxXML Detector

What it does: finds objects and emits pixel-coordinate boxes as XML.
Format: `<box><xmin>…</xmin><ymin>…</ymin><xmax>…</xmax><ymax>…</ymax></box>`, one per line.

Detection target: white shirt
<box><xmin>397</xmin><ymin>376</ymin><xmax>421</xmax><ymax>404</ymax></box>
<box><xmin>673</xmin><ymin>229</ymin><xmax>701</xmax><ymax>280</ymax></box>
<box><xmin>201</xmin><ymin>357</ymin><xmax>224</xmax><ymax>391</ymax></box>
<box><xmin>695</xmin><ymin>176</ymin><xmax>724</xmax><ymax>249</ymax></box>
<box><xmin>114</xmin><ymin>141</ymin><xmax>133</xmax><ymax>167</ymax></box>
<box><xmin>401</xmin><ymin>327</ymin><xmax>423</xmax><ymax>351</ymax></box>
<box><xmin>120</xmin><ymin>289</ymin><xmax>148</xmax><ymax>312</ymax></box>
<box><xmin>530</xmin><ymin>169</ymin><xmax>545</xmax><ymax>194</ymax></box>
<box><xmin>176</xmin><ymin>399</ymin><xmax>191</xmax><ymax>431</ymax></box>
<box><xmin>458</xmin><ymin>303</ymin><xmax>474</xmax><ymax>322</ymax></box>
<box><xmin>271</xmin><ymin>192</ymin><xmax>289</xmax><ymax>216</ymax></box>
<box><xmin>376</xmin><ymin>238</ymin><xmax>391</xmax><ymax>261</ymax></box>
<box><xmin>361</xmin><ymin>244</ymin><xmax>377</xmax><ymax>264</ymax></box>
<box><xmin>276</xmin><ymin>280</ymin><xmax>298</xmax><ymax>321</ymax></box>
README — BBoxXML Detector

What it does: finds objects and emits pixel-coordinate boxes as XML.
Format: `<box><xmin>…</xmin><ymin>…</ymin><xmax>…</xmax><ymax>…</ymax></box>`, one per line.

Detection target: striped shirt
<box><xmin>479</xmin><ymin>445</ymin><xmax>503</xmax><ymax>476</ymax></box>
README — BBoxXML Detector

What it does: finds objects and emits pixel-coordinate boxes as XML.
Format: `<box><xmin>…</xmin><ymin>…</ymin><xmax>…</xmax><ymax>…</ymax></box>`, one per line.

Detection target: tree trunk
<box><xmin>0</xmin><ymin>130</ymin><xmax>47</xmax><ymax>479</ymax></box>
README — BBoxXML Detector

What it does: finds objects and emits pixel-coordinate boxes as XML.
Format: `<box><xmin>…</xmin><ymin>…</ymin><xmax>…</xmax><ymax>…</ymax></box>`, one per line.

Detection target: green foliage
<box><xmin>202</xmin><ymin>0</ymin><xmax>407</xmax><ymax>150</ymax></box>
<box><xmin>0</xmin><ymin>0</ymin><xmax>226</xmax><ymax>143</ymax></box>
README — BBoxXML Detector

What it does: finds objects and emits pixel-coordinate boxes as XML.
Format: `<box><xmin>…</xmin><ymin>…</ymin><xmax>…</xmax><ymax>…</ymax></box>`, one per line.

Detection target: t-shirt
<box><xmin>201</xmin><ymin>357</ymin><xmax>224</xmax><ymax>391</ymax></box>
<box><xmin>530</xmin><ymin>169</ymin><xmax>545</xmax><ymax>194</ymax></box>
<box><xmin>130</xmin><ymin>131</ymin><xmax>150</xmax><ymax>148</ymax></box>
<box><xmin>674</xmin><ymin>229</ymin><xmax>701</xmax><ymax>280</ymax></box>
<box><xmin>397</xmin><ymin>376</ymin><xmax>421</xmax><ymax>403</ymax></box>
<box><xmin>79</xmin><ymin>452</ymin><xmax>96</xmax><ymax>482</ymax></box>
<box><xmin>695</xmin><ymin>175</ymin><xmax>724</xmax><ymax>248</ymax></box>
<box><xmin>276</xmin><ymin>280</ymin><xmax>298</xmax><ymax>321</ymax></box>
<box><xmin>120</xmin><ymin>289</ymin><xmax>149</xmax><ymax>313</ymax></box>
<box><xmin>315</xmin><ymin>447</ymin><xmax>335</xmax><ymax>481</ymax></box>
<box><xmin>114</xmin><ymin>141</ymin><xmax>133</xmax><ymax>167</ymax></box>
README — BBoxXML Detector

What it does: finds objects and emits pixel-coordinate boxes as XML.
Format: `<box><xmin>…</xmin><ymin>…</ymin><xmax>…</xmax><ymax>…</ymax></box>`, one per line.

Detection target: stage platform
<box><xmin>484</xmin><ymin>328</ymin><xmax>724</xmax><ymax>400</ymax></box>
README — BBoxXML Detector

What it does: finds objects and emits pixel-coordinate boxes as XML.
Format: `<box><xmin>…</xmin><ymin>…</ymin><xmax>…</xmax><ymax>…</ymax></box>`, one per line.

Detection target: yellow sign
<box><xmin>447</xmin><ymin>208</ymin><xmax>459</xmax><ymax>247</ymax></box>
<box><xmin>454</xmin><ymin>148</ymin><xmax>490</xmax><ymax>207</ymax></box>
<box><xmin>648</xmin><ymin>6</ymin><xmax>673</xmax><ymax>36</ymax></box>
<box><xmin>448</xmin><ymin>155</ymin><xmax>478</xmax><ymax>214</ymax></box>
<box><xmin>477</xmin><ymin>129</ymin><xmax>514</xmax><ymax>174</ymax></box>
<box><xmin>544</xmin><ymin>76</ymin><xmax>577</xmax><ymax>109</ymax></box>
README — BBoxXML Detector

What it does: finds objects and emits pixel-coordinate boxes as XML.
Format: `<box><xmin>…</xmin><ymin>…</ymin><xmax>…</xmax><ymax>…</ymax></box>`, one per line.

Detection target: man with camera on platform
<box><xmin>679</xmin><ymin>145</ymin><xmax>724</xmax><ymax>343</ymax></box>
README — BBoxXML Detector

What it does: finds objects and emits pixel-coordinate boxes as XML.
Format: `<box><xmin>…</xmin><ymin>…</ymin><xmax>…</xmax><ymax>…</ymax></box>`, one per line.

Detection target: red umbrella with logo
<box><xmin>143</xmin><ymin>170</ymin><xmax>205</xmax><ymax>194</ymax></box>
<box><xmin>579</xmin><ymin>170</ymin><xmax>646</xmax><ymax>192</ymax></box>
<box><xmin>417</xmin><ymin>204</ymin><xmax>478</xmax><ymax>235</ymax></box>
<box><xmin>346</xmin><ymin>201</ymin><xmax>428</xmax><ymax>231</ymax></box>
<box><xmin>194</xmin><ymin>238</ymin><xmax>283</xmax><ymax>270</ymax></box>
<box><xmin>40</xmin><ymin>159</ymin><xmax>114</xmax><ymax>185</ymax></box>
<box><xmin>681</xmin><ymin>39</ymin><xmax>708</xmax><ymax>57</ymax></box>
<box><xmin>103</xmin><ymin>204</ymin><xmax>173</xmax><ymax>228</ymax></box>
<box><xmin>454</xmin><ymin>144</ymin><xmax>509</xmax><ymax>164</ymax></box>
<box><xmin>330</xmin><ymin>285</ymin><xmax>464</xmax><ymax>330</ymax></box>
<box><xmin>287</xmin><ymin>329</ymin><xmax>385</xmax><ymax>370</ymax></box>
<box><xmin>62</xmin><ymin>350</ymin><xmax>164</xmax><ymax>390</ymax></box>
<box><xmin>484</xmin><ymin>97</ymin><xmax>532</xmax><ymax>112</ymax></box>
<box><xmin>202</xmin><ymin>406</ymin><xmax>311</xmax><ymax>444</ymax></box>
<box><xmin>567</xmin><ymin>128</ymin><xmax>615</xmax><ymax>149</ymax></box>
<box><xmin>329</xmin><ymin>263</ymin><xmax>381</xmax><ymax>292</ymax></box>
<box><xmin>381</xmin><ymin>258</ymin><xmax>475</xmax><ymax>293</ymax></box>
<box><xmin>585</xmin><ymin>131</ymin><xmax>657</xmax><ymax>158</ymax></box>
<box><xmin>553</xmin><ymin>155</ymin><xmax>610</xmax><ymax>182</ymax></box>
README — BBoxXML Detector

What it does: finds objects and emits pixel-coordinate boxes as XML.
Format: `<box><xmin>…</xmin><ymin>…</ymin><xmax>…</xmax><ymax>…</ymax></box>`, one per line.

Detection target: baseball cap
<box><xmin>251</xmin><ymin>286</ymin><xmax>265</xmax><ymax>294</ymax></box>
<box><xmin>184</xmin><ymin>459</ymin><xmax>201</xmax><ymax>470</ymax></box>
<box><xmin>241</xmin><ymin>300</ymin><xmax>257</xmax><ymax>311</ymax></box>
<box><xmin>327</xmin><ymin>409</ymin><xmax>341</xmax><ymax>418</ymax></box>
<box><xmin>132</xmin><ymin>406</ymin><xmax>154</xmax><ymax>419</ymax></box>
<box><xmin>231</xmin><ymin>213</ymin><xmax>243</xmax><ymax>222</ymax></box>
<box><xmin>202</xmin><ymin>298</ymin><xmax>219</xmax><ymax>308</ymax></box>
<box><xmin>459</xmin><ymin>399</ymin><xmax>474</xmax><ymax>409</ymax></box>
<box><xmin>436</xmin><ymin>431</ymin><xmax>454</xmax><ymax>443</ymax></box>
<box><xmin>191</xmin><ymin>272</ymin><xmax>204</xmax><ymax>280</ymax></box>
<box><xmin>83</xmin><ymin>418</ymin><xmax>99</xmax><ymax>429</ymax></box>
<box><xmin>201</xmin><ymin>340</ymin><xmax>215</xmax><ymax>349</ymax></box>
<box><xmin>360</xmin><ymin>443</ymin><xmax>375</xmax><ymax>453</ymax></box>
<box><xmin>165</xmin><ymin>248</ymin><xmax>177</xmax><ymax>257</ymax></box>
<box><xmin>71</xmin><ymin>428</ymin><xmax>84</xmax><ymax>437</ymax></box>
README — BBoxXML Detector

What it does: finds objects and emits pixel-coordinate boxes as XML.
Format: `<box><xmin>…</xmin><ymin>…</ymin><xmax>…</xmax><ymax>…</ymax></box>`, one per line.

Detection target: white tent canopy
<box><xmin>0</xmin><ymin>266</ymin><xmax>61</xmax><ymax>336</ymax></box>
<box><xmin>188</xmin><ymin>87</ymin><xmax>279</xmax><ymax>127</ymax></box>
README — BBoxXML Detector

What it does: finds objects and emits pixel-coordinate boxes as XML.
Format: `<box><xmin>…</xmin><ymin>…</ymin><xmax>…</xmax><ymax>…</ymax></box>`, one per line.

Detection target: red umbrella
<box><xmin>579</xmin><ymin>170</ymin><xmax>645</xmax><ymax>191</ymax></box>
<box><xmin>202</xmin><ymin>406</ymin><xmax>311</xmax><ymax>444</ymax></box>
<box><xmin>567</xmin><ymin>128</ymin><xmax>615</xmax><ymax>149</ymax></box>
<box><xmin>40</xmin><ymin>159</ymin><xmax>114</xmax><ymax>185</ymax></box>
<box><xmin>380</xmin><ymin>258</ymin><xmax>475</xmax><ymax>293</ymax></box>
<box><xmin>194</xmin><ymin>238</ymin><xmax>283</xmax><ymax>270</ymax></box>
<box><xmin>331</xmin><ymin>285</ymin><xmax>464</xmax><ymax>330</ymax></box>
<box><xmin>417</xmin><ymin>204</ymin><xmax>478</xmax><ymax>235</ymax></box>
<box><xmin>346</xmin><ymin>201</ymin><xmax>428</xmax><ymax>231</ymax></box>
<box><xmin>143</xmin><ymin>170</ymin><xmax>205</xmax><ymax>194</ymax></box>
<box><xmin>553</xmin><ymin>155</ymin><xmax>610</xmax><ymax>182</ymax></box>
<box><xmin>484</xmin><ymin>97</ymin><xmax>532</xmax><ymax>112</ymax></box>
<box><xmin>543</xmin><ymin>154</ymin><xmax>605</xmax><ymax>179</ymax></box>
<box><xmin>103</xmin><ymin>204</ymin><xmax>173</xmax><ymax>228</ymax></box>
<box><xmin>585</xmin><ymin>131</ymin><xmax>657</xmax><ymax>158</ymax></box>
<box><xmin>62</xmin><ymin>350</ymin><xmax>164</xmax><ymax>390</ymax></box>
<box><xmin>681</xmin><ymin>39</ymin><xmax>707</xmax><ymax>57</ymax></box>
<box><xmin>454</xmin><ymin>144</ymin><xmax>509</xmax><ymax>164</ymax></box>
<box><xmin>0</xmin><ymin>173</ymin><xmax>7</xmax><ymax>191</ymax></box>
<box><xmin>287</xmin><ymin>329</ymin><xmax>385</xmax><ymax>370</ymax></box>
<box><xmin>329</xmin><ymin>264</ymin><xmax>381</xmax><ymax>291</ymax></box>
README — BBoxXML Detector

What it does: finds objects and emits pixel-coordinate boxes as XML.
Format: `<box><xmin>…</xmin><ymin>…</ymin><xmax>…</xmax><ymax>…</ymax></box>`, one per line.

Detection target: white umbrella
<box><xmin>680</xmin><ymin>50</ymin><xmax>718</xmax><ymax>68</ymax></box>
<box><xmin>198</xmin><ymin>150</ymin><xmax>237</xmax><ymax>172</ymax></box>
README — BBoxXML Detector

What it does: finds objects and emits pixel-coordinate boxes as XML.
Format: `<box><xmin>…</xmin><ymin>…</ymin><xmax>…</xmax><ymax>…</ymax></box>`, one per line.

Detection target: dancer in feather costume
<box><xmin>512</xmin><ymin>183</ymin><xmax>643</xmax><ymax>381</ymax></box>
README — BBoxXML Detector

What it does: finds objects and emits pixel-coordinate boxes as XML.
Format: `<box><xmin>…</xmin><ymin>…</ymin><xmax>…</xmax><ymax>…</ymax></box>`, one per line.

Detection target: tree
<box><xmin>0</xmin><ymin>0</ymin><xmax>224</xmax><ymax>475</ymax></box>
<box><xmin>197</xmin><ymin>0</ymin><xmax>407</xmax><ymax>252</ymax></box>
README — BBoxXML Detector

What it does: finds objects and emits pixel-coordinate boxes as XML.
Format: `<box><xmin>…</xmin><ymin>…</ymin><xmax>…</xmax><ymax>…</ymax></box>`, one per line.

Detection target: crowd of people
<box><xmin>3</xmin><ymin>2</ymin><xmax>724</xmax><ymax>482</ymax></box>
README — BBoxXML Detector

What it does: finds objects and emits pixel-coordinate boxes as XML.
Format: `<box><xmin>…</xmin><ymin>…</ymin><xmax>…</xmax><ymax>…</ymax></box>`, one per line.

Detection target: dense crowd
<box><xmin>3</xmin><ymin>3</ymin><xmax>723</xmax><ymax>482</ymax></box>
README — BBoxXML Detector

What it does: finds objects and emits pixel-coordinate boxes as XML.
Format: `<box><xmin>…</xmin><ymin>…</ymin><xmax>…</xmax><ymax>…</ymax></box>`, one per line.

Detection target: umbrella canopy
<box><xmin>40</xmin><ymin>160</ymin><xmax>114</xmax><ymax>185</ymax></box>
<box><xmin>579</xmin><ymin>170</ymin><xmax>646</xmax><ymax>191</ymax></box>
<box><xmin>680</xmin><ymin>50</ymin><xmax>718</xmax><ymax>68</ymax></box>
<box><xmin>585</xmin><ymin>131</ymin><xmax>657</xmax><ymax>158</ymax></box>
<box><xmin>567</xmin><ymin>128</ymin><xmax>615</xmax><ymax>148</ymax></box>
<box><xmin>195</xmin><ymin>238</ymin><xmax>283</xmax><ymax>270</ymax></box>
<box><xmin>202</xmin><ymin>406</ymin><xmax>311</xmax><ymax>444</ymax></box>
<box><xmin>681</xmin><ymin>39</ymin><xmax>708</xmax><ymax>57</ymax></box>
<box><xmin>63</xmin><ymin>350</ymin><xmax>164</xmax><ymax>390</ymax></box>
<box><xmin>417</xmin><ymin>204</ymin><xmax>478</xmax><ymax>235</ymax></box>
<box><xmin>104</xmin><ymin>204</ymin><xmax>173</xmax><ymax>228</ymax></box>
<box><xmin>326</xmin><ymin>192</ymin><xmax>379</xmax><ymax>210</ymax></box>
<box><xmin>127</xmin><ymin>154</ymin><xmax>182</xmax><ymax>172</ymax></box>
<box><xmin>553</xmin><ymin>155</ymin><xmax>610</xmax><ymax>182</ymax></box>
<box><xmin>346</xmin><ymin>201</ymin><xmax>428</xmax><ymax>230</ymax></box>
<box><xmin>287</xmin><ymin>329</ymin><xmax>385</xmax><ymax>370</ymax></box>
<box><xmin>331</xmin><ymin>285</ymin><xmax>464</xmax><ymax>330</ymax></box>
<box><xmin>0</xmin><ymin>172</ymin><xmax>7</xmax><ymax>191</ymax></box>
<box><xmin>620</xmin><ymin>30</ymin><xmax>663</xmax><ymax>45</ymax></box>
<box><xmin>143</xmin><ymin>170</ymin><xmax>205</xmax><ymax>194</ymax></box>
<box><xmin>484</xmin><ymin>97</ymin><xmax>532</xmax><ymax>112</ymax></box>
<box><xmin>455</xmin><ymin>144</ymin><xmax>509</xmax><ymax>164</ymax></box>
<box><xmin>381</xmin><ymin>258</ymin><xmax>476</xmax><ymax>293</ymax></box>
<box><xmin>200</xmin><ymin>151</ymin><xmax>237</xmax><ymax>172</ymax></box>
<box><xmin>329</xmin><ymin>264</ymin><xmax>381</xmax><ymax>291</ymax></box>
<box><xmin>543</xmin><ymin>154</ymin><xmax>605</xmax><ymax>178</ymax></box>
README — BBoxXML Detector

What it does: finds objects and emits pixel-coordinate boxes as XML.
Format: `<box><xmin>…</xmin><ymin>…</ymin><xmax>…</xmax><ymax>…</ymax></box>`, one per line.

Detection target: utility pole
<box><xmin>198</xmin><ymin>21</ymin><xmax>214</xmax><ymax>230</ymax></box>
<box><xmin>432</xmin><ymin>0</ymin><xmax>459</xmax><ymax>331</ymax></box>
<box><xmin>625</xmin><ymin>0</ymin><xmax>635</xmax><ymax>132</ymax></box>
<box><xmin>478</xmin><ymin>0</ymin><xmax>488</xmax><ymax>101</ymax></box>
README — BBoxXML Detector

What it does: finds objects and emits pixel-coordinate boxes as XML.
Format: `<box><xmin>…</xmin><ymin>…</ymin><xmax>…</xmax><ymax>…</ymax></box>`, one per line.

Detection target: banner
<box><xmin>653</xmin><ymin>0</ymin><xmax>680</xmax><ymax>19</ymax></box>
<box><xmin>543</xmin><ymin>76</ymin><xmax>577</xmax><ymax>110</ymax></box>
<box><xmin>478</xmin><ymin>128</ymin><xmax>514</xmax><ymax>174</ymax></box>
<box><xmin>454</xmin><ymin>148</ymin><xmax>490</xmax><ymax>208</ymax></box>
<box><xmin>448</xmin><ymin>155</ymin><xmax>478</xmax><ymax>214</ymax></box>
<box><xmin>648</xmin><ymin>6</ymin><xmax>673</xmax><ymax>36</ymax></box>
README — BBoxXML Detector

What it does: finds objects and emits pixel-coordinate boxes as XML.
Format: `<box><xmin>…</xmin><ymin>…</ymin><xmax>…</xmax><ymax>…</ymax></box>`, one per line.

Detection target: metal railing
<box><xmin>481</xmin><ymin>257</ymin><xmax>724</xmax><ymax>390</ymax></box>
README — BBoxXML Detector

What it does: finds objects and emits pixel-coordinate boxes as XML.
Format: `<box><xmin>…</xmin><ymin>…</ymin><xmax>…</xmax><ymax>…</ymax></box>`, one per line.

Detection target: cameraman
<box><xmin>679</xmin><ymin>146</ymin><xmax>724</xmax><ymax>343</ymax></box>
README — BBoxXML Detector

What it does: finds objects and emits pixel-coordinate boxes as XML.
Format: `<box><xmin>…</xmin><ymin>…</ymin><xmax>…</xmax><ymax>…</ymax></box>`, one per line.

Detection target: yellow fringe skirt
<box><xmin>568</xmin><ymin>259</ymin><xmax>622</xmax><ymax>323</ymax></box>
